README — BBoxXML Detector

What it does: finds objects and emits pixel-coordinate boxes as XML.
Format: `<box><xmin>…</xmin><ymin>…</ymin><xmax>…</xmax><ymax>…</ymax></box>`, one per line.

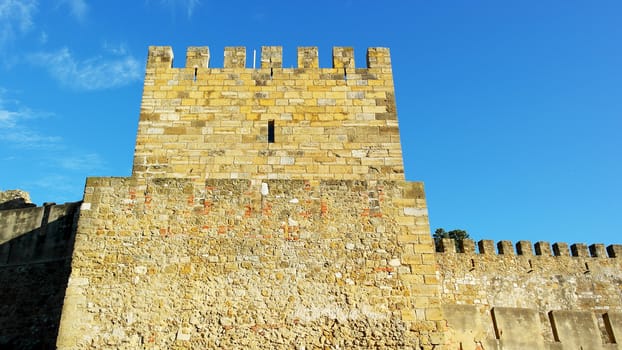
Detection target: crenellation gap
<box><xmin>497</xmin><ymin>240</ymin><xmax>515</xmax><ymax>255</ymax></box>
<box><xmin>553</xmin><ymin>242</ymin><xmax>570</xmax><ymax>257</ymax></box>
<box><xmin>607</xmin><ymin>244</ymin><xmax>622</xmax><ymax>258</ymax></box>
<box><xmin>535</xmin><ymin>241</ymin><xmax>552</xmax><ymax>256</ymax></box>
<box><xmin>571</xmin><ymin>243</ymin><xmax>589</xmax><ymax>257</ymax></box>
<box><xmin>589</xmin><ymin>244</ymin><xmax>607</xmax><ymax>258</ymax></box>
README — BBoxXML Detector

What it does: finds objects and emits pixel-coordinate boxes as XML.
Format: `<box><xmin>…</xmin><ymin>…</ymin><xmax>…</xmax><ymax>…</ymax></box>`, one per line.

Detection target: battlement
<box><xmin>146</xmin><ymin>45</ymin><xmax>391</xmax><ymax>69</ymax></box>
<box><xmin>134</xmin><ymin>44</ymin><xmax>403</xmax><ymax>183</ymax></box>
<box><xmin>437</xmin><ymin>237</ymin><xmax>622</xmax><ymax>319</ymax></box>
<box><xmin>437</xmin><ymin>238</ymin><xmax>622</xmax><ymax>258</ymax></box>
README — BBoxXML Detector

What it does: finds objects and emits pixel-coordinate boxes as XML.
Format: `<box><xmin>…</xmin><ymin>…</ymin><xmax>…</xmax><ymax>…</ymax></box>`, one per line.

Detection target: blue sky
<box><xmin>1</xmin><ymin>1</ymin><xmax>620</xmax><ymax>246</ymax></box>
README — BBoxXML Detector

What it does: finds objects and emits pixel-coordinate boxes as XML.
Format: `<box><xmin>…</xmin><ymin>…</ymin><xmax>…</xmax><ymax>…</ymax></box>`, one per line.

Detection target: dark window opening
<box><xmin>268</xmin><ymin>120</ymin><xmax>275</xmax><ymax>143</ymax></box>
<box><xmin>194</xmin><ymin>67</ymin><xmax>198</xmax><ymax>82</ymax></box>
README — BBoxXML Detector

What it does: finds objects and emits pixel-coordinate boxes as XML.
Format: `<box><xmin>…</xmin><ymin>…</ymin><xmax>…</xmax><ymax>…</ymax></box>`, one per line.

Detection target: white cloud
<box><xmin>0</xmin><ymin>91</ymin><xmax>61</xmax><ymax>149</ymax></box>
<box><xmin>0</xmin><ymin>109</ymin><xmax>20</xmax><ymax>128</ymax></box>
<box><xmin>38</xmin><ymin>30</ymin><xmax>47</xmax><ymax>44</ymax></box>
<box><xmin>28</xmin><ymin>174</ymin><xmax>79</xmax><ymax>200</ymax></box>
<box><xmin>0</xmin><ymin>88</ymin><xmax>105</xmax><ymax>203</ymax></box>
<box><xmin>58</xmin><ymin>0</ymin><xmax>88</xmax><ymax>22</ymax></box>
<box><xmin>0</xmin><ymin>103</ymin><xmax>61</xmax><ymax>149</ymax></box>
<box><xmin>29</xmin><ymin>47</ymin><xmax>142</xmax><ymax>90</ymax></box>
<box><xmin>0</xmin><ymin>128</ymin><xmax>62</xmax><ymax>149</ymax></box>
<box><xmin>0</xmin><ymin>0</ymin><xmax>38</xmax><ymax>47</ymax></box>
<box><xmin>152</xmin><ymin>0</ymin><xmax>200</xmax><ymax>18</ymax></box>
<box><xmin>57</xmin><ymin>152</ymin><xmax>104</xmax><ymax>171</ymax></box>
<box><xmin>102</xmin><ymin>41</ymin><xmax>129</xmax><ymax>56</ymax></box>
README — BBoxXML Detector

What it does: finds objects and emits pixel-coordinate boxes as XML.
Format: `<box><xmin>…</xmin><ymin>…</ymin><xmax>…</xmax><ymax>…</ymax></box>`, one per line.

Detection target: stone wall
<box><xmin>133</xmin><ymin>46</ymin><xmax>403</xmax><ymax>182</ymax></box>
<box><xmin>0</xmin><ymin>201</ymin><xmax>80</xmax><ymax>349</ymax></box>
<box><xmin>48</xmin><ymin>44</ymin><xmax>622</xmax><ymax>349</ymax></box>
<box><xmin>443</xmin><ymin>305</ymin><xmax>622</xmax><ymax>350</ymax></box>
<box><xmin>0</xmin><ymin>189</ymin><xmax>35</xmax><ymax>210</ymax></box>
<box><xmin>57</xmin><ymin>177</ymin><xmax>441</xmax><ymax>349</ymax></box>
<box><xmin>437</xmin><ymin>238</ymin><xmax>622</xmax><ymax>349</ymax></box>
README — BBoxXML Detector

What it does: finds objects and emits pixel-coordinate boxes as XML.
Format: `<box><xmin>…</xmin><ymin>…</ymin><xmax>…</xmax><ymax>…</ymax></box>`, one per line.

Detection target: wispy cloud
<box><xmin>0</xmin><ymin>128</ymin><xmax>62</xmax><ymax>149</ymax></box>
<box><xmin>0</xmin><ymin>89</ymin><xmax>105</xmax><ymax>202</ymax></box>
<box><xmin>57</xmin><ymin>152</ymin><xmax>104</xmax><ymax>171</ymax></box>
<box><xmin>0</xmin><ymin>0</ymin><xmax>38</xmax><ymax>48</ymax></box>
<box><xmin>0</xmin><ymin>91</ymin><xmax>61</xmax><ymax>149</ymax></box>
<box><xmin>151</xmin><ymin>0</ymin><xmax>200</xmax><ymax>18</ymax></box>
<box><xmin>29</xmin><ymin>47</ymin><xmax>142</xmax><ymax>90</ymax></box>
<box><xmin>58</xmin><ymin>0</ymin><xmax>88</xmax><ymax>22</ymax></box>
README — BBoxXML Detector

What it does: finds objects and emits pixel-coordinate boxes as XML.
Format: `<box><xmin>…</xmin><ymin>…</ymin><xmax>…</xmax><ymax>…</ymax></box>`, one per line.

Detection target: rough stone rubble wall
<box><xmin>0</xmin><ymin>202</ymin><xmax>80</xmax><ymax>349</ymax></box>
<box><xmin>437</xmin><ymin>238</ymin><xmax>622</xmax><ymax>349</ymax></box>
<box><xmin>57</xmin><ymin>177</ymin><xmax>440</xmax><ymax>349</ymax></box>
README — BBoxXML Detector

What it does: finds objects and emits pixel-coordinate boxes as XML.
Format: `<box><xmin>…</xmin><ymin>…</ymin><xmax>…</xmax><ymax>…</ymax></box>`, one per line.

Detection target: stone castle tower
<box><xmin>36</xmin><ymin>45</ymin><xmax>622</xmax><ymax>349</ymax></box>
<box><xmin>55</xmin><ymin>46</ymin><xmax>444</xmax><ymax>348</ymax></box>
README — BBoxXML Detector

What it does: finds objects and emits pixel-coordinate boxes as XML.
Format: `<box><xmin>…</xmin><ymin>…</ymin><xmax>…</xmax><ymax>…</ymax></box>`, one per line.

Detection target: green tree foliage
<box><xmin>433</xmin><ymin>228</ymin><xmax>470</xmax><ymax>252</ymax></box>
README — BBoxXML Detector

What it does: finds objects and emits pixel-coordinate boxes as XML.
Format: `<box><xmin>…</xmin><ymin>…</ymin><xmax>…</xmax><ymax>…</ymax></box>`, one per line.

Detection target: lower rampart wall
<box><xmin>437</xmin><ymin>238</ymin><xmax>622</xmax><ymax>349</ymax></box>
<box><xmin>0</xmin><ymin>202</ymin><xmax>80</xmax><ymax>349</ymax></box>
<box><xmin>57</xmin><ymin>177</ymin><xmax>442</xmax><ymax>349</ymax></box>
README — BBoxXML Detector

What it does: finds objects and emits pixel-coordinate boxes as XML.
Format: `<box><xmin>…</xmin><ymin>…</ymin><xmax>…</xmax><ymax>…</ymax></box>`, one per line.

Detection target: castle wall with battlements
<box><xmin>55</xmin><ymin>46</ymin><xmax>444</xmax><ymax>349</ymax></box>
<box><xmin>14</xmin><ymin>44</ymin><xmax>616</xmax><ymax>349</ymax></box>
<box><xmin>133</xmin><ymin>46</ymin><xmax>403</xmax><ymax>182</ymax></box>
<box><xmin>437</xmin><ymin>238</ymin><xmax>622</xmax><ymax>349</ymax></box>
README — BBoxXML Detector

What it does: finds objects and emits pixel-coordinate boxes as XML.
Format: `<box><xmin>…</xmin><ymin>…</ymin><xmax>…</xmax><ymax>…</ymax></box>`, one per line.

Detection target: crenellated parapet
<box><xmin>332</xmin><ymin>47</ymin><xmax>355</xmax><ymax>68</ymax></box>
<box><xmin>146</xmin><ymin>45</ymin><xmax>391</xmax><ymax>69</ymax></box>
<box><xmin>223</xmin><ymin>46</ymin><xmax>246</xmax><ymax>68</ymax></box>
<box><xmin>185</xmin><ymin>46</ymin><xmax>210</xmax><ymax>68</ymax></box>
<box><xmin>437</xmin><ymin>237</ymin><xmax>622</xmax><ymax>316</ymax></box>
<box><xmin>444</xmin><ymin>304</ymin><xmax>622</xmax><ymax>349</ymax></box>
<box><xmin>134</xmin><ymin>44</ymin><xmax>402</xmax><ymax>183</ymax></box>
<box><xmin>437</xmin><ymin>237</ymin><xmax>622</xmax><ymax>258</ymax></box>
<box><xmin>146</xmin><ymin>46</ymin><xmax>174</xmax><ymax>68</ymax></box>
<box><xmin>260</xmin><ymin>46</ymin><xmax>282</xmax><ymax>68</ymax></box>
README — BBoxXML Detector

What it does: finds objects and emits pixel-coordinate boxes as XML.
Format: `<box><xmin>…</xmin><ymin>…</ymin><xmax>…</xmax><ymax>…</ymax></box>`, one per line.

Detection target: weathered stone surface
<box><xmin>0</xmin><ymin>202</ymin><xmax>79</xmax><ymax>349</ymax></box>
<box><xmin>3</xmin><ymin>44</ymin><xmax>619</xmax><ymax>349</ymax></box>
<box><xmin>55</xmin><ymin>45</ymin><xmax>441</xmax><ymax>349</ymax></box>
<box><xmin>57</xmin><ymin>177</ymin><xmax>437</xmax><ymax>348</ymax></box>
<box><xmin>0</xmin><ymin>189</ymin><xmax>35</xmax><ymax>210</ymax></box>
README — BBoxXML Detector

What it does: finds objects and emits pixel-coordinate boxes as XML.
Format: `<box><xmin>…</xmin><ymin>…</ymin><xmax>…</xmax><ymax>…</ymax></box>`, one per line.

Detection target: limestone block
<box><xmin>332</xmin><ymin>47</ymin><xmax>355</xmax><ymax>69</ymax></box>
<box><xmin>605</xmin><ymin>312</ymin><xmax>622</xmax><ymax>344</ymax></box>
<box><xmin>224</xmin><ymin>46</ymin><xmax>246</xmax><ymax>68</ymax></box>
<box><xmin>261</xmin><ymin>46</ymin><xmax>282</xmax><ymax>68</ymax></box>
<box><xmin>147</xmin><ymin>46</ymin><xmax>173</xmax><ymax>68</ymax></box>
<box><xmin>443</xmin><ymin>305</ymin><xmax>489</xmax><ymax>350</ymax></box>
<box><xmin>186</xmin><ymin>46</ymin><xmax>210</xmax><ymax>68</ymax></box>
<box><xmin>549</xmin><ymin>310</ymin><xmax>602</xmax><ymax>350</ymax></box>
<box><xmin>492</xmin><ymin>307</ymin><xmax>545</xmax><ymax>349</ymax></box>
<box><xmin>297</xmin><ymin>47</ymin><xmax>319</xmax><ymax>68</ymax></box>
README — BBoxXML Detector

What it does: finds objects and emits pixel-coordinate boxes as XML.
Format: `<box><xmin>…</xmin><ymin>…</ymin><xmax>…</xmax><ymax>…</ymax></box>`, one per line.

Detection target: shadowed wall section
<box><xmin>0</xmin><ymin>201</ymin><xmax>80</xmax><ymax>349</ymax></box>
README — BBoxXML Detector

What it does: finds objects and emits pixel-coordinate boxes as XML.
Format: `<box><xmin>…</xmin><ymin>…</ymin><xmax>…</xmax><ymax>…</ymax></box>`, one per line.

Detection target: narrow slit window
<box><xmin>193</xmin><ymin>67</ymin><xmax>198</xmax><ymax>82</ymax></box>
<box><xmin>268</xmin><ymin>120</ymin><xmax>275</xmax><ymax>143</ymax></box>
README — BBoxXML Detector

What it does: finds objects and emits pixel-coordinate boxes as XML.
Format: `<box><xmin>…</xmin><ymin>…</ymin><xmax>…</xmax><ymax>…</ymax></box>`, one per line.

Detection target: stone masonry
<box><xmin>0</xmin><ymin>192</ymin><xmax>80</xmax><ymax>349</ymax></box>
<box><xmin>0</xmin><ymin>45</ymin><xmax>613</xmax><ymax>349</ymax></box>
<box><xmin>56</xmin><ymin>46</ymin><xmax>442</xmax><ymax>349</ymax></box>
